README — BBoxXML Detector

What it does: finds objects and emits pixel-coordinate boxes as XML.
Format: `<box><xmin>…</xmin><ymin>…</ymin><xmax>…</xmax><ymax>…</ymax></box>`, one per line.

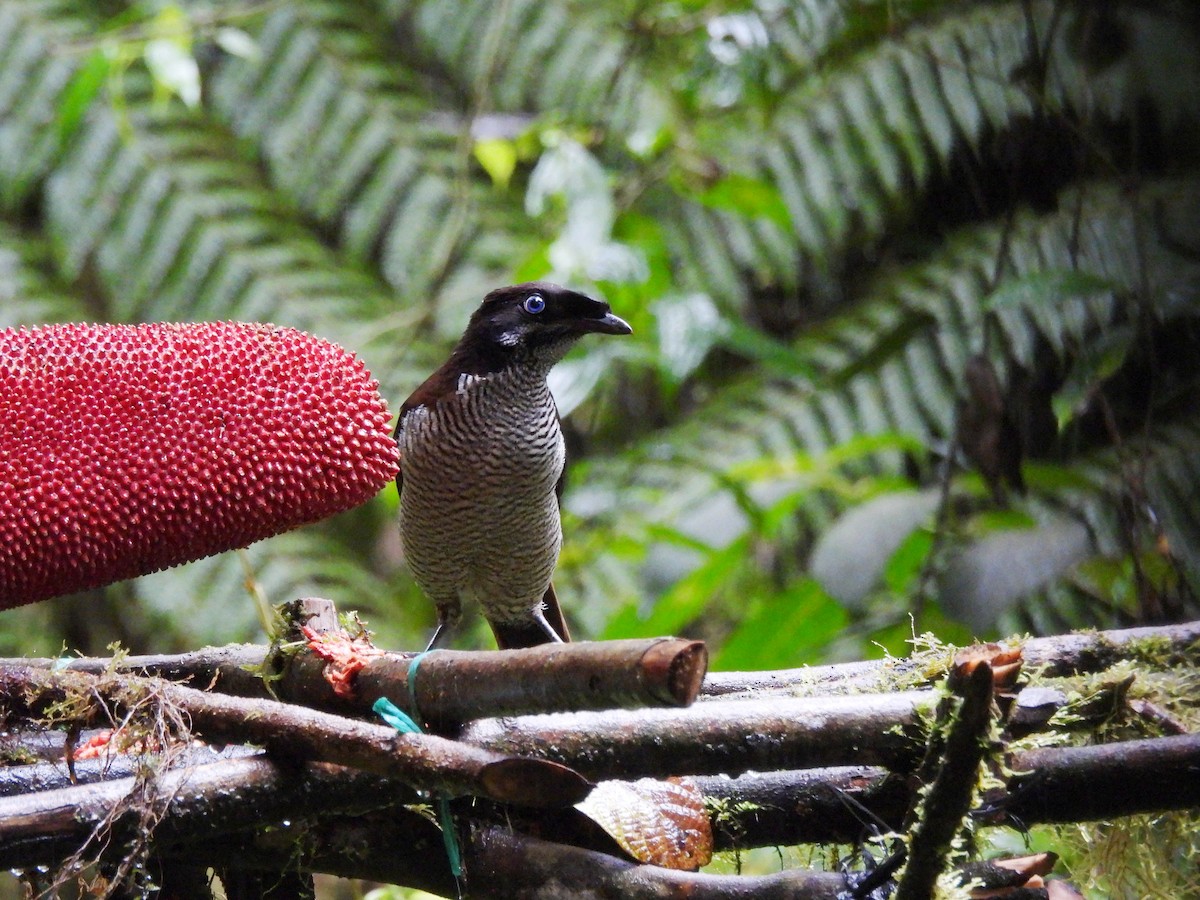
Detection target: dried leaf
<box><xmin>953</xmin><ymin>643</ymin><xmax>1023</xmax><ymax>692</ymax></box>
<box><xmin>575</xmin><ymin>777</ymin><xmax>712</xmax><ymax>870</ymax></box>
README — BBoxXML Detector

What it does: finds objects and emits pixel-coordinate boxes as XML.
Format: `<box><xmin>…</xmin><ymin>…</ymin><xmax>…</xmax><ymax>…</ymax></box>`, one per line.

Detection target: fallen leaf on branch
<box><xmin>575</xmin><ymin>776</ymin><xmax>712</xmax><ymax>870</ymax></box>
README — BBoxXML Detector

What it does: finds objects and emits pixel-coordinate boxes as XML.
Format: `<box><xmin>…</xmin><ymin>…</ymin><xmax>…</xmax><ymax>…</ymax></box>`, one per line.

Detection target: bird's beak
<box><xmin>584</xmin><ymin>312</ymin><xmax>633</xmax><ymax>336</ymax></box>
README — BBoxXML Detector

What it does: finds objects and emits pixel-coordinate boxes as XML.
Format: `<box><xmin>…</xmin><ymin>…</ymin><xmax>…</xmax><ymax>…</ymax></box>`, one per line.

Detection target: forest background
<box><xmin>0</xmin><ymin>0</ymin><xmax>1198</xmax><ymax>894</ymax></box>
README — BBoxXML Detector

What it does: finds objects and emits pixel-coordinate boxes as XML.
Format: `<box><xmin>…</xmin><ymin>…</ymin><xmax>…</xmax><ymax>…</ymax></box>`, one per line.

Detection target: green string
<box><xmin>374</xmin><ymin>690</ymin><xmax>463</xmax><ymax>880</ymax></box>
<box><xmin>406</xmin><ymin>649</ymin><xmax>429</xmax><ymax>723</ymax></box>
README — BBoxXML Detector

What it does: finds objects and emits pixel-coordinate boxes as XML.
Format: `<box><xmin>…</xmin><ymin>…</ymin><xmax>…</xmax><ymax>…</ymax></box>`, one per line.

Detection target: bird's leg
<box><xmin>532</xmin><ymin>606</ymin><xmax>565</xmax><ymax>643</ymax></box>
<box><xmin>423</xmin><ymin>601</ymin><xmax>462</xmax><ymax>652</ymax></box>
<box><xmin>422</xmin><ymin>622</ymin><xmax>452</xmax><ymax>652</ymax></box>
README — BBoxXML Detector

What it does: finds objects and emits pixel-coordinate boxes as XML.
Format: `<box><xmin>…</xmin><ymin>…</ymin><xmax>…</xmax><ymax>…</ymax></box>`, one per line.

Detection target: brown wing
<box><xmin>394</xmin><ymin>364</ymin><xmax>462</xmax><ymax>496</ymax></box>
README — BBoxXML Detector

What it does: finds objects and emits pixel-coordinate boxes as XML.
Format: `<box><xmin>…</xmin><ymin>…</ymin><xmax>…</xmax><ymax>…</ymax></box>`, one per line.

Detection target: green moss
<box><xmin>1117</xmin><ymin>633</ymin><xmax>1200</xmax><ymax>669</ymax></box>
<box><xmin>1025</xmin><ymin>813</ymin><xmax>1200</xmax><ymax>898</ymax></box>
<box><xmin>0</xmin><ymin>742</ymin><xmax>40</xmax><ymax>766</ymax></box>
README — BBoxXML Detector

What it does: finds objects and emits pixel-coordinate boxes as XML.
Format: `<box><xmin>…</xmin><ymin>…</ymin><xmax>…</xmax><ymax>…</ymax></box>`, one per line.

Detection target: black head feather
<box><xmin>399</xmin><ymin>282</ymin><xmax>631</xmax><ymax>416</ymax></box>
<box><xmin>472</xmin><ymin>282</ymin><xmax>630</xmax><ymax>348</ymax></box>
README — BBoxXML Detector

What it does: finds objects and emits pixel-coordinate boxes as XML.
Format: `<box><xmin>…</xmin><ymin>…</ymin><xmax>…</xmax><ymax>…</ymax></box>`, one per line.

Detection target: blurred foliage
<box><xmin>0</xmin><ymin>0</ymin><xmax>1198</xmax><ymax>678</ymax></box>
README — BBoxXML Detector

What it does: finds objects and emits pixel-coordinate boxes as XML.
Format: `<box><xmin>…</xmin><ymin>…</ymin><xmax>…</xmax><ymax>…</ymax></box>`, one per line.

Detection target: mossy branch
<box><xmin>1</xmin><ymin>619</ymin><xmax>1197</xmax><ymax>896</ymax></box>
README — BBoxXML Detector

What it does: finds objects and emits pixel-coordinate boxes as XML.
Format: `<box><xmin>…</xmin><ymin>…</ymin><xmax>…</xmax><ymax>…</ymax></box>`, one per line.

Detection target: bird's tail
<box><xmin>491</xmin><ymin>583</ymin><xmax>572</xmax><ymax>649</ymax></box>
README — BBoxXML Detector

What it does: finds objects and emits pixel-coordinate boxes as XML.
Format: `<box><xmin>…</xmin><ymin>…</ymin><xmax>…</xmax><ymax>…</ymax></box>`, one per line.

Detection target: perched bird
<box><xmin>395</xmin><ymin>282</ymin><xmax>632</xmax><ymax>649</ymax></box>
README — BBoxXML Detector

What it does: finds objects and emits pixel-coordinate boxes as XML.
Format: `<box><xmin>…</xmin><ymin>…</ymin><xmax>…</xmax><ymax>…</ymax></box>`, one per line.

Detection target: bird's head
<box><xmin>457</xmin><ymin>282</ymin><xmax>632</xmax><ymax>371</ymax></box>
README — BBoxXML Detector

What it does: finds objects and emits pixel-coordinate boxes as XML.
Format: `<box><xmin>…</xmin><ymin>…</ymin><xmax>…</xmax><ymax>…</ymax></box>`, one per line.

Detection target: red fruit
<box><xmin>0</xmin><ymin>322</ymin><xmax>399</xmax><ymax>607</ymax></box>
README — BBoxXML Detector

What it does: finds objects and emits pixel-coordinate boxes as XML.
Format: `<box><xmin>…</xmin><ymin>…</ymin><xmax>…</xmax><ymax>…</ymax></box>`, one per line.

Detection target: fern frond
<box><xmin>0</xmin><ymin>223</ymin><xmax>88</xmax><ymax>327</ymax></box>
<box><xmin>762</xmin><ymin>1</ymin><xmax>1200</xmax><ymax>264</ymax></box>
<box><xmin>202</xmin><ymin>1</ymin><xmax>534</xmax><ymax>308</ymax></box>
<box><xmin>565</xmin><ymin>178</ymin><xmax>1200</xmax><ymax>623</ymax></box>
<box><xmin>0</xmin><ymin>0</ymin><xmax>98</xmax><ymax>210</ymax></box>
<box><xmin>41</xmin><ymin>80</ymin><xmax>432</xmax><ymax>399</ymax></box>
<box><xmin>385</xmin><ymin>0</ymin><xmax>647</xmax><ymax>130</ymax></box>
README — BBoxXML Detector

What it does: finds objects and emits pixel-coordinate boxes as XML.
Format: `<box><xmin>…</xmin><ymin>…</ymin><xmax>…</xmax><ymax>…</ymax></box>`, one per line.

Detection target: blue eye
<box><xmin>523</xmin><ymin>294</ymin><xmax>546</xmax><ymax>314</ymax></box>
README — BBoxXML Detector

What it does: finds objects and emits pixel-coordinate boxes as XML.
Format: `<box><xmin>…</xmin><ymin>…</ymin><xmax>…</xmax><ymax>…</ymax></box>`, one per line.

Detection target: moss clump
<box><xmin>1024</xmin><ymin>812</ymin><xmax>1200</xmax><ymax>899</ymax></box>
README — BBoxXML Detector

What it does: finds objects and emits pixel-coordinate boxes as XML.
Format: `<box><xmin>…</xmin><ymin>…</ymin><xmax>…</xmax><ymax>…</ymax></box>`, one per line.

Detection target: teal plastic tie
<box><xmin>373</xmin><ymin>694</ymin><xmax>463</xmax><ymax>880</ymax></box>
<box><xmin>374</xmin><ymin>695</ymin><xmax>422</xmax><ymax>735</ymax></box>
<box><xmin>405</xmin><ymin>649</ymin><xmax>429</xmax><ymax>724</ymax></box>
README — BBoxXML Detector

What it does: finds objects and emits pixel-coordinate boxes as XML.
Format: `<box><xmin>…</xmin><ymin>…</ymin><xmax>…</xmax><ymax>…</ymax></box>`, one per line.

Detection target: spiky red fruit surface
<box><xmin>0</xmin><ymin>322</ymin><xmax>399</xmax><ymax>608</ymax></box>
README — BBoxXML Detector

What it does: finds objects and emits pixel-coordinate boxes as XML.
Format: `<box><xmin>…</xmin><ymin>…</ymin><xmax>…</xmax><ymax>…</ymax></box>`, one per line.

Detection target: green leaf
<box><xmin>983</xmin><ymin>269</ymin><xmax>1116</xmax><ymax>313</ymax></box>
<box><xmin>730</xmin><ymin>431</ymin><xmax>926</xmax><ymax>484</ymax></box>
<box><xmin>969</xmin><ymin>509</ymin><xmax>1039</xmax><ymax>535</ymax></box>
<box><xmin>145</xmin><ymin>38</ymin><xmax>201</xmax><ymax>107</ymax></box>
<box><xmin>143</xmin><ymin>6</ymin><xmax>200</xmax><ymax>108</ymax></box>
<box><xmin>548</xmin><ymin>344</ymin><xmax>626</xmax><ymax>417</ymax></box>
<box><xmin>1020</xmin><ymin>462</ymin><xmax>1102</xmax><ymax>493</ymax></box>
<box><xmin>654</xmin><ymin>292</ymin><xmax>725</xmax><ymax>382</ymax></box>
<box><xmin>1070</xmin><ymin>550</ymin><xmax>1177</xmax><ymax>612</ymax></box>
<box><xmin>715</xmin><ymin>320</ymin><xmax>817</xmax><ymax>379</ymax></box>
<box><xmin>612</xmin><ymin>212</ymin><xmax>673</xmax><ymax>297</ymax></box>
<box><xmin>714</xmin><ymin>578</ymin><xmax>848</xmax><ymax>670</ymax></box>
<box><xmin>601</xmin><ymin>535</ymin><xmax>749</xmax><ymax>640</ymax></box>
<box><xmin>883</xmin><ymin>527</ymin><xmax>933</xmax><ymax>594</ymax></box>
<box><xmin>691</xmin><ymin>173</ymin><xmax>792</xmax><ymax>231</ymax></box>
<box><xmin>57</xmin><ymin>50</ymin><xmax>110</xmax><ymax>146</ymax></box>
<box><xmin>215</xmin><ymin>27</ymin><xmax>261</xmax><ymax>61</ymax></box>
<box><xmin>513</xmin><ymin>243</ymin><xmax>553</xmax><ymax>282</ymax></box>
<box><xmin>474</xmin><ymin>137</ymin><xmax>518</xmax><ymax>189</ymax></box>
<box><xmin>1051</xmin><ymin>325</ymin><xmax>1135</xmax><ymax>429</ymax></box>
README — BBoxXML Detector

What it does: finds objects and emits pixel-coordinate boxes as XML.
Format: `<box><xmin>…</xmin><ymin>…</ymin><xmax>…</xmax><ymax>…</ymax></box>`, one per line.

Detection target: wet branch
<box><xmin>0</xmin><ymin>665</ymin><xmax>589</xmax><ymax>807</ymax></box>
<box><xmin>701</xmin><ymin>620</ymin><xmax>1200</xmax><ymax>699</ymax></box>
<box><xmin>4</xmin><ymin>636</ymin><xmax>708</xmax><ymax>725</ymax></box>
<box><xmin>457</xmin><ymin>691</ymin><xmax>937</xmax><ymax>779</ymax></box>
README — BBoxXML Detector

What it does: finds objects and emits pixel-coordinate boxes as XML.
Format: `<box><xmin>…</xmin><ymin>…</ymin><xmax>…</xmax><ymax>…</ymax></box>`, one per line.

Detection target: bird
<box><xmin>395</xmin><ymin>282</ymin><xmax>632</xmax><ymax>649</ymax></box>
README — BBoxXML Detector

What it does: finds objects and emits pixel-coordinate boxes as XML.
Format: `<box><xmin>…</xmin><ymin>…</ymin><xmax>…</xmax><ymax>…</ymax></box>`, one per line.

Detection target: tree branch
<box><xmin>700</xmin><ymin>621</ymin><xmax>1200</xmax><ymax>699</ymax></box>
<box><xmin>994</xmin><ymin>732</ymin><xmax>1200</xmax><ymax>825</ymax></box>
<box><xmin>692</xmin><ymin>767</ymin><xmax>910</xmax><ymax>848</ymax></box>
<box><xmin>3</xmin><ymin>731</ymin><xmax>1193</xmax><ymax>890</ymax></box>
<box><xmin>2</xmin><ymin>621</ymin><xmax>1195</xmax><ymax>896</ymax></box>
<box><xmin>463</xmin><ymin>827</ymin><xmax>847</xmax><ymax>899</ymax></box>
<box><xmin>0</xmin><ymin>756</ymin><xmax>399</xmax><ymax>870</ymax></box>
<box><xmin>692</xmin><ymin>734</ymin><xmax>1200</xmax><ymax>850</ymax></box>
<box><xmin>0</xmin><ymin>665</ymin><xmax>589</xmax><ymax>807</ymax></box>
<box><xmin>356</xmin><ymin>638</ymin><xmax>708</xmax><ymax>726</ymax></box>
<box><xmin>457</xmin><ymin>691</ymin><xmax>937</xmax><ymax>780</ymax></box>
<box><xmin>895</xmin><ymin>661</ymin><xmax>996</xmax><ymax>900</ymax></box>
<box><xmin>4</xmin><ymin>637</ymin><xmax>709</xmax><ymax>724</ymax></box>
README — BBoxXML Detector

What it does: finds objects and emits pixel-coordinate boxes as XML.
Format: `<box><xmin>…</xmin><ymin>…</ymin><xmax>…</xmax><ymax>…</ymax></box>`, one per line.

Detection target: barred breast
<box><xmin>397</xmin><ymin>368</ymin><xmax>565</xmax><ymax>626</ymax></box>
